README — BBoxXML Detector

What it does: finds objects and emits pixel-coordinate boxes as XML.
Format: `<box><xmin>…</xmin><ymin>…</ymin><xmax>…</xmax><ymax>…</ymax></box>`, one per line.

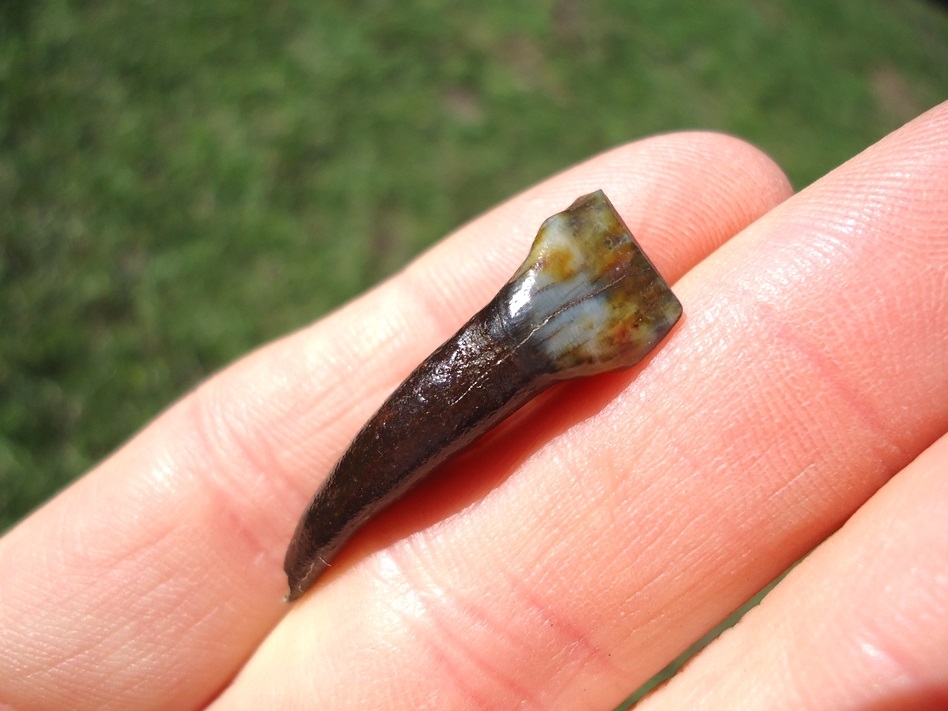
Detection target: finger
<box><xmin>215</xmin><ymin>103</ymin><xmax>948</xmax><ymax>710</ymax></box>
<box><xmin>0</xmin><ymin>133</ymin><xmax>790</xmax><ymax>711</ymax></box>
<box><xmin>638</xmin><ymin>432</ymin><xmax>948</xmax><ymax>711</ymax></box>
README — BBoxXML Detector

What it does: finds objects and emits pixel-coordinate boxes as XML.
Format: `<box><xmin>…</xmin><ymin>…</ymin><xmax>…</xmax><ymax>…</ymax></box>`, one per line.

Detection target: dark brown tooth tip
<box><xmin>283</xmin><ymin>190</ymin><xmax>681</xmax><ymax>600</ymax></box>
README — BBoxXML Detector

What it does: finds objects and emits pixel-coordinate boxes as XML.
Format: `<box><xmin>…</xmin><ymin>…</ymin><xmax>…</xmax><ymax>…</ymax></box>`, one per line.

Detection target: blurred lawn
<box><xmin>1</xmin><ymin>0</ymin><xmax>946</xmax><ymax>705</ymax></box>
<box><xmin>4</xmin><ymin>0</ymin><xmax>947</xmax><ymax>528</ymax></box>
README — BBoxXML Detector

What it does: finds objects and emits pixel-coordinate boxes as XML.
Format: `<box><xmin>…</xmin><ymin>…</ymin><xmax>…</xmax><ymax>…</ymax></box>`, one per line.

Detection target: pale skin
<box><xmin>1</xmin><ymin>103</ymin><xmax>946</xmax><ymax>711</ymax></box>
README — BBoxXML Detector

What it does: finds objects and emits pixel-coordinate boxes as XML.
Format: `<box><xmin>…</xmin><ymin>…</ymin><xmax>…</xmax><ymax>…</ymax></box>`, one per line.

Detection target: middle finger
<box><xmin>222</xmin><ymin>109</ymin><xmax>948</xmax><ymax>708</ymax></box>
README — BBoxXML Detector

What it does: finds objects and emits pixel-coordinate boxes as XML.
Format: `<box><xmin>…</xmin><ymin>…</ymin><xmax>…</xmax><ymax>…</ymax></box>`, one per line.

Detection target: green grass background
<box><xmin>1</xmin><ymin>0</ymin><xmax>946</xmax><ymax>703</ymax></box>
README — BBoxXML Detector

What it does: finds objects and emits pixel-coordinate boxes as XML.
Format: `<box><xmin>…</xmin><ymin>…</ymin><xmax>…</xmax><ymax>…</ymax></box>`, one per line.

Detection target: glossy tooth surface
<box><xmin>284</xmin><ymin>190</ymin><xmax>682</xmax><ymax>601</ymax></box>
<box><xmin>500</xmin><ymin>189</ymin><xmax>682</xmax><ymax>378</ymax></box>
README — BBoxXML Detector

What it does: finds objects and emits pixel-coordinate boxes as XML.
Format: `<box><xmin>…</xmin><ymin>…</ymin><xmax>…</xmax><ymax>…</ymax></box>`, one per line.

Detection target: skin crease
<box><xmin>0</xmin><ymin>105</ymin><xmax>944</xmax><ymax>710</ymax></box>
<box><xmin>636</xmin><ymin>432</ymin><xmax>948</xmax><ymax>711</ymax></box>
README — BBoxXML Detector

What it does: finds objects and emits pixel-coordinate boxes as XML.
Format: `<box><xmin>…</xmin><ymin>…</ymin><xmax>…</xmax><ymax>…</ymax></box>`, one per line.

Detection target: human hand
<box><xmin>1</xmin><ymin>103</ymin><xmax>946</xmax><ymax>710</ymax></box>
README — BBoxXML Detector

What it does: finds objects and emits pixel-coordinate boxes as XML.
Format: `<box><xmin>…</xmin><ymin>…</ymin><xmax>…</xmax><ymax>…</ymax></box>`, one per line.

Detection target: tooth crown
<box><xmin>501</xmin><ymin>190</ymin><xmax>682</xmax><ymax>378</ymax></box>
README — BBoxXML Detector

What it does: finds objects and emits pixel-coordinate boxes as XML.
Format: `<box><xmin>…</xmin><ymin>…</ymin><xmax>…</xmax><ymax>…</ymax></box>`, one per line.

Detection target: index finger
<box><xmin>0</xmin><ymin>133</ymin><xmax>790</xmax><ymax>710</ymax></box>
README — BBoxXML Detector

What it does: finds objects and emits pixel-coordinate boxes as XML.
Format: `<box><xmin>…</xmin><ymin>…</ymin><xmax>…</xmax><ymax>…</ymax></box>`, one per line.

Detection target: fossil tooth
<box><xmin>284</xmin><ymin>190</ymin><xmax>682</xmax><ymax>601</ymax></box>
